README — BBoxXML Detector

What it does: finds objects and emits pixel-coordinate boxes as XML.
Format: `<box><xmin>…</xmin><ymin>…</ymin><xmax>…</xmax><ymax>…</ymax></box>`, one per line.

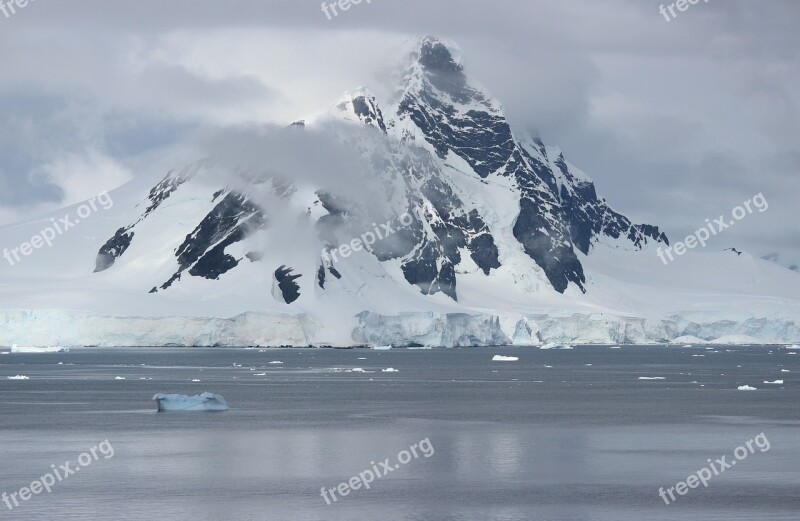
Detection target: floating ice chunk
<box><xmin>781</xmin><ymin>369</ymin><xmax>790</xmax><ymax>373</ymax></box>
<box><xmin>638</xmin><ymin>377</ymin><xmax>666</xmax><ymax>380</ymax></box>
<box><xmin>254</xmin><ymin>373</ymin><xmax>266</xmax><ymax>376</ymax></box>
<box><xmin>541</xmin><ymin>343</ymin><xmax>573</xmax><ymax>350</ymax></box>
<box><xmin>408</xmin><ymin>346</ymin><xmax>432</xmax><ymax>350</ymax></box>
<box><xmin>357</xmin><ymin>357</ymin><xmax>367</xmax><ymax>360</ymax></box>
<box><xmin>372</xmin><ymin>345</ymin><xmax>393</xmax><ymax>350</ymax></box>
<box><xmin>7</xmin><ymin>375</ymin><xmax>29</xmax><ymax>380</ymax></box>
<box><xmin>382</xmin><ymin>368</ymin><xmax>399</xmax><ymax>372</ymax></box>
<box><xmin>350</xmin><ymin>368</ymin><xmax>367</xmax><ymax>372</ymax></box>
<box><xmin>11</xmin><ymin>345</ymin><xmax>68</xmax><ymax>353</ymax></box>
<box><xmin>114</xmin><ymin>376</ymin><xmax>125</xmax><ymax>380</ymax></box>
<box><xmin>737</xmin><ymin>385</ymin><xmax>757</xmax><ymax>391</ymax></box>
<box><xmin>153</xmin><ymin>392</ymin><xmax>229</xmax><ymax>412</ymax></box>
<box><xmin>492</xmin><ymin>355</ymin><xmax>519</xmax><ymax>362</ymax></box>
<box><xmin>763</xmin><ymin>380</ymin><xmax>784</xmax><ymax>384</ymax></box>
<box><xmin>786</xmin><ymin>345</ymin><xmax>800</xmax><ymax>350</ymax></box>
<box><xmin>609</xmin><ymin>346</ymin><xmax>621</xmax><ymax>349</ymax></box>
<box><xmin>683</xmin><ymin>345</ymin><xmax>694</xmax><ymax>348</ymax></box>
<box><xmin>191</xmin><ymin>379</ymin><xmax>202</xmax><ymax>382</ymax></box>
<box><xmin>269</xmin><ymin>361</ymin><xmax>283</xmax><ymax>365</ymax></box>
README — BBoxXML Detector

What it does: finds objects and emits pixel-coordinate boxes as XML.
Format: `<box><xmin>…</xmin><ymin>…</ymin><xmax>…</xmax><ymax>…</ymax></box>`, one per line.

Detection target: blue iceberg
<box><xmin>153</xmin><ymin>392</ymin><xmax>229</xmax><ymax>412</ymax></box>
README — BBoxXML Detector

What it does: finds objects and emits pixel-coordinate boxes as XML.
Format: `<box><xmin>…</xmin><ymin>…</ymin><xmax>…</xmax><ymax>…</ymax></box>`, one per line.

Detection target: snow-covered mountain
<box><xmin>1</xmin><ymin>36</ymin><xmax>798</xmax><ymax>347</ymax></box>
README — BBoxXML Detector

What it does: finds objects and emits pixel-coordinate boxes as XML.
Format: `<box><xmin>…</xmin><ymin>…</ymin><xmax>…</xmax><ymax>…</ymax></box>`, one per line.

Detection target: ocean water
<box><xmin>0</xmin><ymin>345</ymin><xmax>798</xmax><ymax>520</ymax></box>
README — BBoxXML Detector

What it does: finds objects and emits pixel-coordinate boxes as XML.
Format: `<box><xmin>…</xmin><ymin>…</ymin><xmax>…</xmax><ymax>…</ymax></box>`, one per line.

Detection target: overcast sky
<box><xmin>0</xmin><ymin>0</ymin><xmax>797</xmax><ymax>263</ymax></box>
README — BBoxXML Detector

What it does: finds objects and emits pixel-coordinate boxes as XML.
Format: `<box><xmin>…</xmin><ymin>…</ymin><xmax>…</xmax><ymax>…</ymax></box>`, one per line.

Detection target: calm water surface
<box><xmin>1</xmin><ymin>345</ymin><xmax>798</xmax><ymax>520</ymax></box>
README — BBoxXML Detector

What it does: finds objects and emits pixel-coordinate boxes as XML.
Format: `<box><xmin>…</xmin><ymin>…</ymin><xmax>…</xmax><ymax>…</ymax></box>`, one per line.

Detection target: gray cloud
<box><xmin>0</xmin><ymin>0</ymin><xmax>797</xmax><ymax>261</ymax></box>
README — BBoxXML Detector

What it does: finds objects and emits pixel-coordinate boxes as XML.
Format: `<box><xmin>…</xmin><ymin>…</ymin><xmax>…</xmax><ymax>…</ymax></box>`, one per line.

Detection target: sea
<box><xmin>1</xmin><ymin>345</ymin><xmax>798</xmax><ymax>520</ymax></box>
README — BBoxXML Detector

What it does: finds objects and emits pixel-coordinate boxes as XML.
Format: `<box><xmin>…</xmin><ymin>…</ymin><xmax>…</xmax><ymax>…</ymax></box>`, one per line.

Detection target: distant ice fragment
<box><xmin>638</xmin><ymin>377</ymin><xmax>665</xmax><ymax>380</ymax></box>
<box><xmin>372</xmin><ymin>345</ymin><xmax>393</xmax><ymax>350</ymax></box>
<box><xmin>382</xmin><ymin>368</ymin><xmax>399</xmax><ymax>372</ymax></box>
<box><xmin>492</xmin><ymin>355</ymin><xmax>519</xmax><ymax>361</ymax></box>
<box><xmin>763</xmin><ymin>380</ymin><xmax>784</xmax><ymax>384</ymax></box>
<box><xmin>7</xmin><ymin>375</ymin><xmax>29</xmax><ymax>380</ymax></box>
<box><xmin>737</xmin><ymin>385</ymin><xmax>757</xmax><ymax>391</ymax></box>
<box><xmin>11</xmin><ymin>345</ymin><xmax>68</xmax><ymax>353</ymax></box>
<box><xmin>153</xmin><ymin>392</ymin><xmax>229</xmax><ymax>412</ymax></box>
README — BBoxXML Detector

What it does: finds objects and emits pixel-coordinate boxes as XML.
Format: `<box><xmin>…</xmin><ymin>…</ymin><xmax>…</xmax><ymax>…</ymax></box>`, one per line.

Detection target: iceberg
<box><xmin>737</xmin><ymin>385</ymin><xmax>758</xmax><ymax>391</ymax></box>
<box><xmin>7</xmin><ymin>375</ymin><xmax>30</xmax><ymax>380</ymax></box>
<box><xmin>763</xmin><ymin>380</ymin><xmax>784</xmax><ymax>384</ymax></box>
<box><xmin>153</xmin><ymin>392</ymin><xmax>229</xmax><ymax>412</ymax></box>
<box><xmin>11</xmin><ymin>345</ymin><xmax>68</xmax><ymax>353</ymax></box>
<box><xmin>492</xmin><ymin>355</ymin><xmax>519</xmax><ymax>362</ymax></box>
<box><xmin>382</xmin><ymin>368</ymin><xmax>399</xmax><ymax>372</ymax></box>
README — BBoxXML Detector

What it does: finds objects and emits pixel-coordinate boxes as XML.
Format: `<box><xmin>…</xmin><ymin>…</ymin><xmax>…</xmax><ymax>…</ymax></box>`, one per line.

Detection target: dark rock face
<box><xmin>94</xmin><ymin>228</ymin><xmax>134</xmax><ymax>273</ymax></box>
<box><xmin>159</xmin><ymin>191</ymin><xmax>266</xmax><ymax>290</ymax></box>
<box><xmin>94</xmin><ymin>167</ymin><xmax>196</xmax><ymax>273</ymax></box>
<box><xmin>392</xmin><ymin>37</ymin><xmax>667</xmax><ymax>294</ymax></box>
<box><xmin>275</xmin><ymin>265</ymin><xmax>301</xmax><ymax>304</ymax></box>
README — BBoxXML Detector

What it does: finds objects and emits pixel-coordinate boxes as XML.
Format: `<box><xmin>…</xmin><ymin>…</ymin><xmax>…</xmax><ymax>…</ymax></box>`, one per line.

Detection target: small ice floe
<box><xmin>492</xmin><ymin>355</ymin><xmax>519</xmax><ymax>362</ymax></box>
<box><xmin>254</xmin><ymin>373</ymin><xmax>266</xmax><ymax>376</ymax></box>
<box><xmin>408</xmin><ymin>346</ymin><xmax>432</xmax><ymax>350</ymax></box>
<box><xmin>540</xmin><ymin>343</ymin><xmax>572</xmax><ymax>350</ymax></box>
<box><xmin>191</xmin><ymin>379</ymin><xmax>202</xmax><ymax>382</ymax></box>
<box><xmin>683</xmin><ymin>345</ymin><xmax>694</xmax><ymax>348</ymax></box>
<box><xmin>763</xmin><ymin>380</ymin><xmax>784</xmax><ymax>385</ymax></box>
<box><xmin>372</xmin><ymin>345</ymin><xmax>393</xmax><ymax>350</ymax></box>
<box><xmin>7</xmin><ymin>375</ymin><xmax>29</xmax><ymax>380</ymax></box>
<box><xmin>585</xmin><ymin>364</ymin><xmax>593</xmax><ymax>366</ymax></box>
<box><xmin>269</xmin><ymin>361</ymin><xmax>283</xmax><ymax>365</ymax></box>
<box><xmin>382</xmin><ymin>368</ymin><xmax>399</xmax><ymax>373</ymax></box>
<box><xmin>357</xmin><ymin>357</ymin><xmax>367</xmax><ymax>360</ymax></box>
<box><xmin>692</xmin><ymin>354</ymin><xmax>706</xmax><ymax>357</ymax></box>
<box><xmin>781</xmin><ymin>369</ymin><xmax>790</xmax><ymax>373</ymax></box>
<box><xmin>232</xmin><ymin>363</ymin><xmax>242</xmax><ymax>367</ymax></box>
<box><xmin>737</xmin><ymin>385</ymin><xmax>758</xmax><ymax>391</ymax></box>
<box><xmin>788</xmin><ymin>353</ymin><xmax>797</xmax><ymax>356</ymax></box>
<box><xmin>57</xmin><ymin>362</ymin><xmax>63</xmax><ymax>365</ymax></box>
<box><xmin>153</xmin><ymin>392</ymin><xmax>228</xmax><ymax>412</ymax></box>
<box><xmin>114</xmin><ymin>376</ymin><xmax>126</xmax><ymax>380</ymax></box>
<box><xmin>638</xmin><ymin>377</ymin><xmax>666</xmax><ymax>380</ymax></box>
<box><xmin>350</xmin><ymin>368</ymin><xmax>367</xmax><ymax>373</ymax></box>
<box><xmin>786</xmin><ymin>345</ymin><xmax>800</xmax><ymax>350</ymax></box>
<box><xmin>544</xmin><ymin>365</ymin><xmax>553</xmax><ymax>368</ymax></box>
<box><xmin>11</xmin><ymin>345</ymin><xmax>68</xmax><ymax>353</ymax></box>
<box><xmin>609</xmin><ymin>346</ymin><xmax>621</xmax><ymax>349</ymax></box>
